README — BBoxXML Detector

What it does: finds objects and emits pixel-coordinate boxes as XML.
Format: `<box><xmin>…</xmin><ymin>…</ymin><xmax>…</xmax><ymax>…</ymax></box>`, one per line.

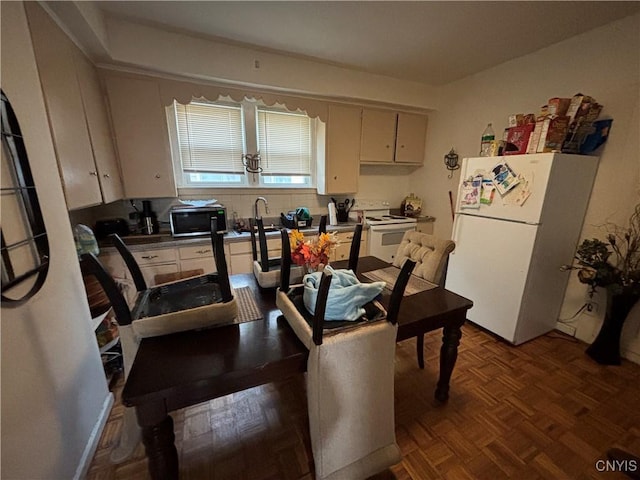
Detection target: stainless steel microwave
<box><xmin>169</xmin><ymin>206</ymin><xmax>228</xmax><ymax>237</ymax></box>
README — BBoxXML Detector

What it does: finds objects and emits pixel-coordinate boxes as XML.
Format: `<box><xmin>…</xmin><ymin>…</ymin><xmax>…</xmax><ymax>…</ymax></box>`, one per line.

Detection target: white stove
<box><xmin>351</xmin><ymin>200</ymin><xmax>417</xmax><ymax>263</ymax></box>
<box><xmin>350</xmin><ymin>200</ymin><xmax>418</xmax><ymax>226</ymax></box>
<box><xmin>365</xmin><ymin>214</ymin><xmax>417</xmax><ymax>226</ymax></box>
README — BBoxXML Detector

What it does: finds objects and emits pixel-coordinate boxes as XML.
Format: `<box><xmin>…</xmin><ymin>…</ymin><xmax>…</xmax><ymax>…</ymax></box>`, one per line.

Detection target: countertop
<box><xmin>98</xmin><ymin>221</ymin><xmax>363</xmax><ymax>252</ymax></box>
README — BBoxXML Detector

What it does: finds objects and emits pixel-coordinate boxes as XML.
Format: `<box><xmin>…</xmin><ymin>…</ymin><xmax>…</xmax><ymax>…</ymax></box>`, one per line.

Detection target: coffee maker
<box><xmin>140</xmin><ymin>200</ymin><xmax>159</xmax><ymax>235</ymax></box>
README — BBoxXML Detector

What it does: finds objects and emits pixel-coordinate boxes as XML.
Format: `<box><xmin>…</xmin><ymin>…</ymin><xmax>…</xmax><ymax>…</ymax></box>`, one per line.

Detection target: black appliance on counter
<box><xmin>94</xmin><ymin>218</ymin><xmax>129</xmax><ymax>239</ymax></box>
<box><xmin>140</xmin><ymin>200</ymin><xmax>159</xmax><ymax>235</ymax></box>
<box><xmin>169</xmin><ymin>205</ymin><xmax>228</xmax><ymax>237</ymax></box>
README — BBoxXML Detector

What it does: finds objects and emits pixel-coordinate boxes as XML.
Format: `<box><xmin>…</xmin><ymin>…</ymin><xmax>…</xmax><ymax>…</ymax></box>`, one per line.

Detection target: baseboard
<box><xmin>74</xmin><ymin>392</ymin><xmax>114</xmax><ymax>480</ymax></box>
<box><xmin>622</xmin><ymin>349</ymin><xmax>640</xmax><ymax>365</ymax></box>
<box><xmin>555</xmin><ymin>323</ymin><xmax>576</xmax><ymax>337</ymax></box>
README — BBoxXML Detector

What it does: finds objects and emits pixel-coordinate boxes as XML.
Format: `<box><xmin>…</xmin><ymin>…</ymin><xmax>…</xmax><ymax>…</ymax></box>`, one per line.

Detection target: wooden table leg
<box><xmin>435</xmin><ymin>325</ymin><xmax>462</xmax><ymax>403</ymax></box>
<box><xmin>136</xmin><ymin>403</ymin><xmax>179</xmax><ymax>480</ymax></box>
<box><xmin>416</xmin><ymin>333</ymin><xmax>425</xmax><ymax>369</ymax></box>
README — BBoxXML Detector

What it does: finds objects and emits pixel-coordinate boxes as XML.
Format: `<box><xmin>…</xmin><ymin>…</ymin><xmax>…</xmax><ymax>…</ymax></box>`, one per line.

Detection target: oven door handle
<box><xmin>368</xmin><ymin>223</ymin><xmax>417</xmax><ymax>232</ymax></box>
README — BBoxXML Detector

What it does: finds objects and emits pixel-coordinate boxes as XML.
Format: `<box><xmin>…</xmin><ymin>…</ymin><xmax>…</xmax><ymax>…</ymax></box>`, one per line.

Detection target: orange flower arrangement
<box><xmin>290</xmin><ymin>230</ymin><xmax>338</xmax><ymax>271</ymax></box>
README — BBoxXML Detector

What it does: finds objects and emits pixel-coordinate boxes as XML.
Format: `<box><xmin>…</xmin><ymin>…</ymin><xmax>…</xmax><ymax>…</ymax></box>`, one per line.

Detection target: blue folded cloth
<box><xmin>303</xmin><ymin>265</ymin><xmax>386</xmax><ymax>321</ymax></box>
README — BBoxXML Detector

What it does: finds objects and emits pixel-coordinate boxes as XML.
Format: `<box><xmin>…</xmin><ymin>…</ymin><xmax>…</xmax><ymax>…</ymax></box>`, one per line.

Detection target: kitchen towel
<box><xmin>303</xmin><ymin>266</ymin><xmax>385</xmax><ymax>321</ymax></box>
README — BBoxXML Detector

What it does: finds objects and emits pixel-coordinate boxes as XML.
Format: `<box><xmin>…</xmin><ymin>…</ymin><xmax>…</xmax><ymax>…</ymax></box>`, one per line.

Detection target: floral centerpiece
<box><xmin>290</xmin><ymin>229</ymin><xmax>338</xmax><ymax>272</ymax></box>
<box><xmin>561</xmin><ymin>203</ymin><xmax>640</xmax><ymax>297</ymax></box>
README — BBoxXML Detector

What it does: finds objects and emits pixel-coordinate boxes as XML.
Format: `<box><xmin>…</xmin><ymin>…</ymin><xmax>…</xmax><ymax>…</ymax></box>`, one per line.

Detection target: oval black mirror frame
<box><xmin>1</xmin><ymin>90</ymin><xmax>50</xmax><ymax>306</ymax></box>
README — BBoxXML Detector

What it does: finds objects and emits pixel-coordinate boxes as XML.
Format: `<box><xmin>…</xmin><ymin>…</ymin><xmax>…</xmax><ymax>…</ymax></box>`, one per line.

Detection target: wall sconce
<box><xmin>444</xmin><ymin>148</ymin><xmax>460</xmax><ymax>178</ymax></box>
<box><xmin>242</xmin><ymin>153</ymin><xmax>262</xmax><ymax>173</ymax></box>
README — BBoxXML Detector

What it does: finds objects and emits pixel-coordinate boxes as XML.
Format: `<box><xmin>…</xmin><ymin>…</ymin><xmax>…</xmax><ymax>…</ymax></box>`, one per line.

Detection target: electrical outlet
<box><xmin>585</xmin><ymin>301</ymin><xmax>599</xmax><ymax>316</ymax></box>
<box><xmin>253</xmin><ymin>59</ymin><xmax>261</xmax><ymax>70</ymax></box>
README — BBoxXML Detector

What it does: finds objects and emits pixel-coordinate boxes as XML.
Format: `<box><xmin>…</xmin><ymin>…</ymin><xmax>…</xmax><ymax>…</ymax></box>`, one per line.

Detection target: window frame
<box><xmin>167</xmin><ymin>97</ymin><xmax>317</xmax><ymax>190</ymax></box>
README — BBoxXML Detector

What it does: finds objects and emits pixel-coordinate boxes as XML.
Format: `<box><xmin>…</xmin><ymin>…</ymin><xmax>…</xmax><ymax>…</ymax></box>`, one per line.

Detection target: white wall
<box><xmin>410</xmin><ymin>13</ymin><xmax>640</xmax><ymax>360</ymax></box>
<box><xmin>1</xmin><ymin>3</ymin><xmax>112</xmax><ymax>478</ymax></box>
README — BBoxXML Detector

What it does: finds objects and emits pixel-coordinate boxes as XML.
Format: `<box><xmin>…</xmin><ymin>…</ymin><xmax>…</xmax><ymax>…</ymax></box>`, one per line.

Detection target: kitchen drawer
<box><xmin>180</xmin><ymin>257</ymin><xmax>216</xmax><ymax>274</ymax></box>
<box><xmin>140</xmin><ymin>263</ymin><xmax>179</xmax><ymax>287</ymax></box>
<box><xmin>131</xmin><ymin>248</ymin><xmax>176</xmax><ymax>265</ymax></box>
<box><xmin>179</xmin><ymin>244</ymin><xmax>214</xmax><ymax>260</ymax></box>
<box><xmin>331</xmin><ymin>230</ymin><xmax>367</xmax><ymax>262</ymax></box>
<box><xmin>228</xmin><ymin>237</ymin><xmax>280</xmax><ymax>255</ymax></box>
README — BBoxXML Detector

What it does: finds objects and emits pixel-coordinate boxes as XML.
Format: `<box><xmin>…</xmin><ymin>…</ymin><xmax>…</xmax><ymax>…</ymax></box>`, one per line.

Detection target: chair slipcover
<box><xmin>276</xmin><ymin>290</ymin><xmax>400</xmax><ymax>480</ymax></box>
<box><xmin>253</xmin><ymin>260</ymin><xmax>304</xmax><ymax>288</ymax></box>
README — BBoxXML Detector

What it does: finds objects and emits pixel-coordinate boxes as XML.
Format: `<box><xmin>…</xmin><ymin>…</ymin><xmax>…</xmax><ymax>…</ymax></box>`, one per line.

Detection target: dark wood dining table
<box><xmin>122</xmin><ymin>256</ymin><xmax>472</xmax><ymax>479</ymax></box>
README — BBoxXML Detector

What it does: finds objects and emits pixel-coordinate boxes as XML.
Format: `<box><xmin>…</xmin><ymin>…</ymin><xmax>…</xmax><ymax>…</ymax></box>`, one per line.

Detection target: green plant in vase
<box><xmin>561</xmin><ymin>203</ymin><xmax>640</xmax><ymax>364</ymax></box>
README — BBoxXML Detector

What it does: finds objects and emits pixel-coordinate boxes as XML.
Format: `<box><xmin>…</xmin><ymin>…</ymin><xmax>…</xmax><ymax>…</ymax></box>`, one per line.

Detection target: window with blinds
<box><xmin>257</xmin><ymin>108</ymin><xmax>312</xmax><ymax>186</ymax></box>
<box><xmin>168</xmin><ymin>98</ymin><xmax>316</xmax><ymax>188</ymax></box>
<box><xmin>173</xmin><ymin>101</ymin><xmax>245</xmax><ymax>185</ymax></box>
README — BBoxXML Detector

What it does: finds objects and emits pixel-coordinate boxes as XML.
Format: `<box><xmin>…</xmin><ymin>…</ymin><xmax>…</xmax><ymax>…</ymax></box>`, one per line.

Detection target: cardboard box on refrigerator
<box><xmin>537</xmin><ymin>115</ymin><xmax>570</xmax><ymax>152</ymax></box>
<box><xmin>563</xmin><ymin>103</ymin><xmax>603</xmax><ymax>153</ymax></box>
<box><xmin>526</xmin><ymin>116</ymin><xmax>545</xmax><ymax>154</ymax></box>
<box><xmin>565</xmin><ymin>93</ymin><xmax>595</xmax><ymax>122</ymax></box>
<box><xmin>547</xmin><ymin>97</ymin><xmax>571</xmax><ymax>116</ymax></box>
<box><xmin>505</xmin><ymin>123</ymin><xmax>535</xmax><ymax>155</ymax></box>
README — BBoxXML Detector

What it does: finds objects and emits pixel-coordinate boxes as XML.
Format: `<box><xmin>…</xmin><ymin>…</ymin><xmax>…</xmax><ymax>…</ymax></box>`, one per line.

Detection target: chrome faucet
<box><xmin>254</xmin><ymin>196</ymin><xmax>269</xmax><ymax>219</ymax></box>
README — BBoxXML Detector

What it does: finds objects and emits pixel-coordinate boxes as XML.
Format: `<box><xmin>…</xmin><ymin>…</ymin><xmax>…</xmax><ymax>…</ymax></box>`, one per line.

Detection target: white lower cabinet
<box><xmin>331</xmin><ymin>230</ymin><xmax>368</xmax><ymax>263</ymax></box>
<box><xmin>178</xmin><ymin>244</ymin><xmax>217</xmax><ymax>274</ymax></box>
<box><xmin>97</xmin><ymin>231</ymin><xmax>367</xmax><ymax>289</ymax></box>
<box><xmin>228</xmin><ymin>237</ymin><xmax>280</xmax><ymax>275</ymax></box>
<box><xmin>130</xmin><ymin>248</ymin><xmax>178</xmax><ymax>286</ymax></box>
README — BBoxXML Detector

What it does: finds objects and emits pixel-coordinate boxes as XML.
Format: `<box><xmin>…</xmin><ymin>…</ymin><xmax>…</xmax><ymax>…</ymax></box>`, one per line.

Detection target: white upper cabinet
<box><xmin>360</xmin><ymin>108</ymin><xmax>427</xmax><ymax>165</ymax></box>
<box><xmin>72</xmin><ymin>50</ymin><xmax>124</xmax><ymax>204</ymax></box>
<box><xmin>395</xmin><ymin>113</ymin><xmax>428</xmax><ymax>165</ymax></box>
<box><xmin>103</xmin><ymin>74</ymin><xmax>177</xmax><ymax>199</ymax></box>
<box><xmin>26</xmin><ymin>2</ymin><xmax>104</xmax><ymax>210</ymax></box>
<box><xmin>359</xmin><ymin>109</ymin><xmax>397</xmax><ymax>164</ymax></box>
<box><xmin>317</xmin><ymin>104</ymin><xmax>361</xmax><ymax>194</ymax></box>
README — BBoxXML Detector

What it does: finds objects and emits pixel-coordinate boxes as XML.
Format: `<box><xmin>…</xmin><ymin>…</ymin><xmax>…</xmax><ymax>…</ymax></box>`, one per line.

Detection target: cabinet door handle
<box><xmin>195</xmin><ymin>249</ymin><xmax>211</xmax><ymax>254</ymax></box>
<box><xmin>400</xmin><ymin>144</ymin><xmax>405</xmax><ymax>148</ymax></box>
<box><xmin>141</xmin><ymin>255</ymin><xmax>158</xmax><ymax>260</ymax></box>
<box><xmin>386</xmin><ymin>144</ymin><xmax>390</xmax><ymax>148</ymax></box>
<box><xmin>103</xmin><ymin>174</ymin><xmax>110</xmax><ymax>178</ymax></box>
<box><xmin>89</xmin><ymin>171</ymin><xmax>98</xmax><ymax>176</ymax></box>
<box><xmin>346</xmin><ymin>235</ymin><xmax>353</xmax><ymax>240</ymax></box>
<box><xmin>155</xmin><ymin>174</ymin><xmax>161</xmax><ymax>179</ymax></box>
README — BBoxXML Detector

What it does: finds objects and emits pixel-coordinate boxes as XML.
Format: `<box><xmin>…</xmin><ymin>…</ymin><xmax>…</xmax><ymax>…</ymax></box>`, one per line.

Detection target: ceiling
<box><xmin>94</xmin><ymin>1</ymin><xmax>640</xmax><ymax>86</ymax></box>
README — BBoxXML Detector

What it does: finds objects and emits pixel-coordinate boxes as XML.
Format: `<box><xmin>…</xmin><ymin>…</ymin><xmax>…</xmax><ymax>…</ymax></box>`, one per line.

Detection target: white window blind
<box><xmin>257</xmin><ymin>109</ymin><xmax>311</xmax><ymax>177</ymax></box>
<box><xmin>174</xmin><ymin>101</ymin><xmax>245</xmax><ymax>174</ymax></box>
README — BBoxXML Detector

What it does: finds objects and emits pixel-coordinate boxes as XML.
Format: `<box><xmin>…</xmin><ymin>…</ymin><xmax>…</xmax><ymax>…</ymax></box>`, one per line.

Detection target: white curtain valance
<box><xmin>158</xmin><ymin>78</ymin><xmax>329</xmax><ymax>122</ymax></box>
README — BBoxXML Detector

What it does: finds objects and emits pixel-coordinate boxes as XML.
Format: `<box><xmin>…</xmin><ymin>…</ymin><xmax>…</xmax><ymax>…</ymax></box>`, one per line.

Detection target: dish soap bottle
<box><xmin>479</xmin><ymin>123</ymin><xmax>495</xmax><ymax>157</ymax></box>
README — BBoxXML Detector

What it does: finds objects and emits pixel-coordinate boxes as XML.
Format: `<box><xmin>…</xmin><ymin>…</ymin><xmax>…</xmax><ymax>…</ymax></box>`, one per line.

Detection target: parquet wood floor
<box><xmin>87</xmin><ymin>323</ymin><xmax>640</xmax><ymax>479</ymax></box>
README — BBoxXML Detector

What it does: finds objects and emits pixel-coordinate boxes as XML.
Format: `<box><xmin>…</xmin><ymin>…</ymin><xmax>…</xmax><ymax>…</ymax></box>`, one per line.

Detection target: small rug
<box><xmin>235</xmin><ymin>286</ymin><xmax>264</xmax><ymax>323</ymax></box>
<box><xmin>362</xmin><ymin>267</ymin><xmax>438</xmax><ymax>296</ymax></box>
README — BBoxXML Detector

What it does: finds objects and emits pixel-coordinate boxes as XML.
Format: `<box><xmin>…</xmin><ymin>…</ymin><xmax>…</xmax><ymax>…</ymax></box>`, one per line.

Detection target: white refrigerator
<box><xmin>445</xmin><ymin>153</ymin><xmax>599</xmax><ymax>344</ymax></box>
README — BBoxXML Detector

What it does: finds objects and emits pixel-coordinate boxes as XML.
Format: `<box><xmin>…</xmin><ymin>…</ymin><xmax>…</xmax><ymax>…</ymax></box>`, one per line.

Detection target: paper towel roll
<box><xmin>328</xmin><ymin>203</ymin><xmax>338</xmax><ymax>226</ymax></box>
